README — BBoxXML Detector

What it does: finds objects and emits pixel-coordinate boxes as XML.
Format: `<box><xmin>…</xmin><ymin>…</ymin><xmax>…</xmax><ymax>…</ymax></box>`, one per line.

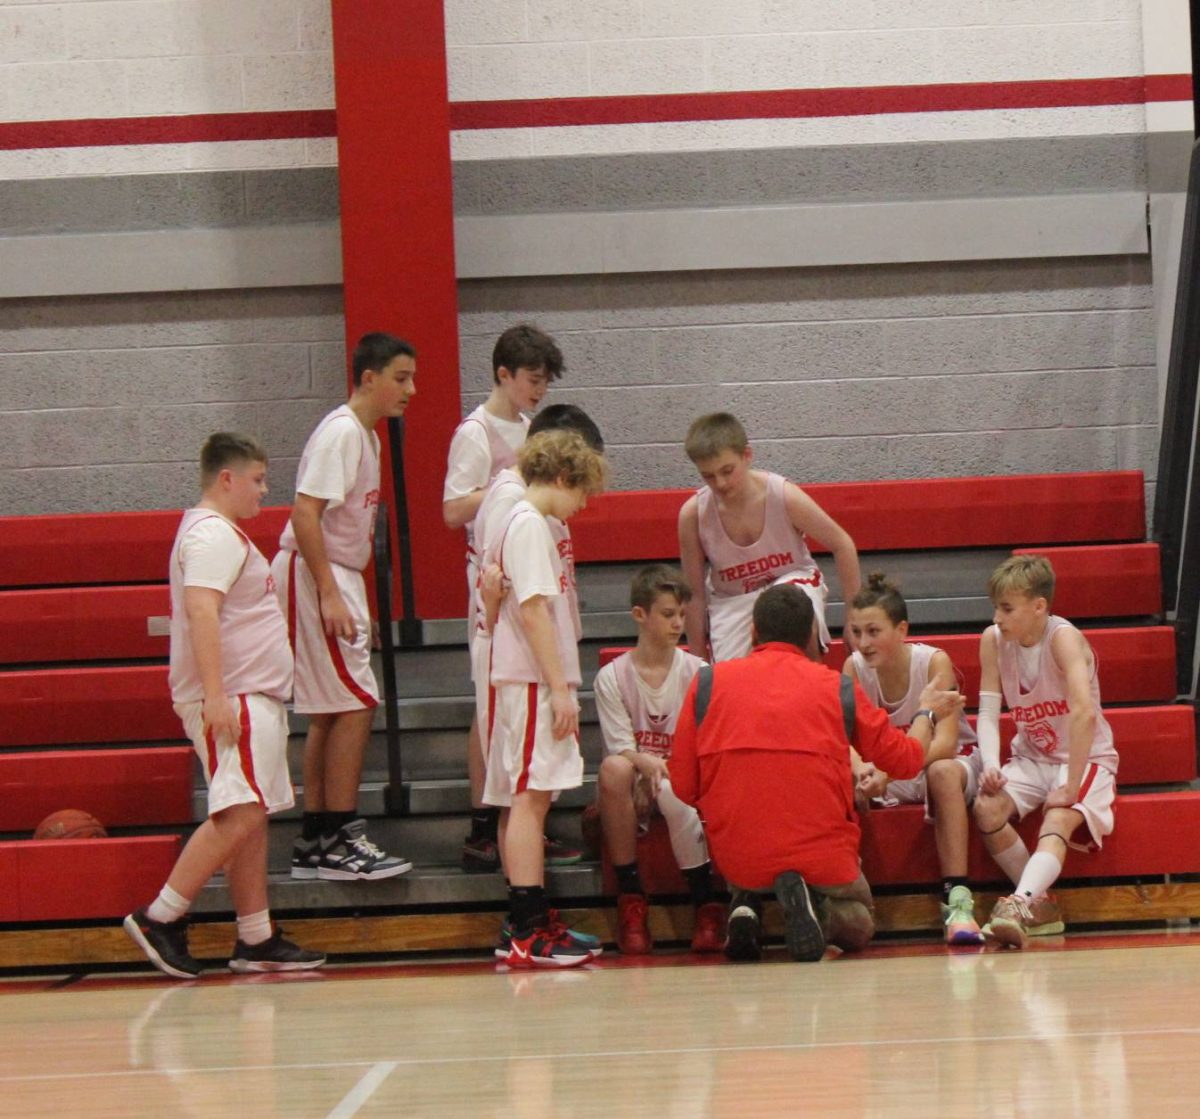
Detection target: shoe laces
<box><xmin>350</xmin><ymin>834</ymin><xmax>386</xmax><ymax>859</ymax></box>
<box><xmin>1002</xmin><ymin>895</ymin><xmax>1034</xmax><ymax>923</ymax></box>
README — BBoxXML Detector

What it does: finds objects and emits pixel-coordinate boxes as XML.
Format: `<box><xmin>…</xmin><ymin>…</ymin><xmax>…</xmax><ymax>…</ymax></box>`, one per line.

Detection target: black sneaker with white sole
<box><xmin>291</xmin><ymin>836</ymin><xmax>321</xmax><ymax>880</ymax></box>
<box><xmin>229</xmin><ymin>930</ymin><xmax>327</xmax><ymax>973</ymax></box>
<box><xmin>123</xmin><ymin>909</ymin><xmax>203</xmax><ymax>979</ymax></box>
<box><xmin>316</xmin><ymin>818</ymin><xmax>413</xmax><ymax>881</ymax></box>
<box><xmin>724</xmin><ymin>903</ymin><xmax>763</xmax><ymax>961</ymax></box>
<box><xmin>774</xmin><ymin>870</ymin><xmax>826</xmax><ymax>962</ymax></box>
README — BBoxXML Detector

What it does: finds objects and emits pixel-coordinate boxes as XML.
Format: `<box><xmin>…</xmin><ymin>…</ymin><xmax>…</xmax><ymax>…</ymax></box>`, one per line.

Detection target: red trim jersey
<box><xmin>697</xmin><ymin>471</ymin><xmax>820</xmax><ymax>601</ymax></box>
<box><xmin>594</xmin><ymin>648</ymin><xmax>706</xmax><ymax>759</ymax></box>
<box><xmin>169</xmin><ymin>508</ymin><xmax>293</xmax><ymax>703</ymax></box>
<box><xmin>850</xmin><ymin>643</ymin><xmax>977</xmax><ymax>755</ymax></box>
<box><xmin>994</xmin><ymin>616</ymin><xmax>1118</xmax><ymax>774</ymax></box>
<box><xmin>279</xmin><ymin>405</ymin><xmax>380</xmax><ymax>571</ymax></box>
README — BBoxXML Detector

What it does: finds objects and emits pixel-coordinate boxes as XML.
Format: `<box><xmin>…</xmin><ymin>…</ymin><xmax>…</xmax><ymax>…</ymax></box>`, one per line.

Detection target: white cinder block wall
<box><xmin>0</xmin><ymin>0</ymin><xmax>1191</xmax><ymax>525</ymax></box>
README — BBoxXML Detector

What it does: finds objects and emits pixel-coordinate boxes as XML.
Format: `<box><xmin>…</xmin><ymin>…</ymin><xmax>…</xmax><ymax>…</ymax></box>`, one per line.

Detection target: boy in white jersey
<box><xmin>594</xmin><ymin>565</ymin><xmax>726</xmax><ymax>955</ymax></box>
<box><xmin>678</xmin><ymin>412</ymin><xmax>861</xmax><ymax>662</ymax></box>
<box><xmin>844</xmin><ymin>573</ymin><xmax>984</xmax><ymax>945</ymax></box>
<box><xmin>441</xmin><ymin>326</ymin><xmax>578</xmax><ymax>874</ymax></box>
<box><xmin>974</xmin><ymin>555</ymin><xmax>1119</xmax><ymax>949</ymax></box>
<box><xmin>273</xmin><ymin>333</ymin><xmax>416</xmax><ymax>882</ymax></box>
<box><xmin>485</xmin><ymin>430</ymin><xmax>607</xmax><ymax>967</ymax></box>
<box><xmin>124</xmin><ymin>434</ymin><xmax>325</xmax><ymax>978</ymax></box>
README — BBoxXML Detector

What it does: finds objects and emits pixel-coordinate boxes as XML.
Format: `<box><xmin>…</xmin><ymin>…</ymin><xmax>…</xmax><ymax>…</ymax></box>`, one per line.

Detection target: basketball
<box><xmin>33</xmin><ymin>809</ymin><xmax>108</xmax><ymax>840</ymax></box>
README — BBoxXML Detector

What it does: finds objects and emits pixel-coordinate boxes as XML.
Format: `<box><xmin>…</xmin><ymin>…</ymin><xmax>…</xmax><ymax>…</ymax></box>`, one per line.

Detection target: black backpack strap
<box><xmin>693</xmin><ymin>664</ymin><xmax>715</xmax><ymax>726</ymax></box>
<box><xmin>839</xmin><ymin>674</ymin><xmax>857</xmax><ymax>744</ymax></box>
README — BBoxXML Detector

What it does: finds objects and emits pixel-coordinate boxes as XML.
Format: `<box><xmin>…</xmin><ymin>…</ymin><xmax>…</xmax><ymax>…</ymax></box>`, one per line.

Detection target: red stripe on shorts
<box><xmin>323</xmin><ymin>629</ymin><xmax>379</xmax><ymax>708</ymax></box>
<box><xmin>515</xmin><ymin>683</ymin><xmax>538</xmax><ymax>794</ymax></box>
<box><xmin>204</xmin><ymin>725</ymin><xmax>218</xmax><ymax>783</ymax></box>
<box><xmin>1076</xmin><ymin>762</ymin><xmax>1099</xmax><ymax>803</ymax></box>
<box><xmin>286</xmin><ymin>551</ymin><xmax>298</xmax><ymax>654</ymax></box>
<box><xmin>235</xmin><ymin>695</ymin><xmax>266</xmax><ymax>807</ymax></box>
<box><xmin>486</xmin><ymin>642</ymin><xmax>497</xmax><ymax>760</ymax></box>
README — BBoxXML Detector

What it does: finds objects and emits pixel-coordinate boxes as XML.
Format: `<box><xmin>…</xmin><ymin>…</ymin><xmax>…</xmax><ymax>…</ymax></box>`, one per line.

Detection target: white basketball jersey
<box><xmin>490</xmin><ymin>501</ymin><xmax>581</xmax><ymax>687</ymax></box>
<box><xmin>698</xmin><ymin>472</ymin><xmax>820</xmax><ymax>600</ymax></box>
<box><xmin>850</xmin><ymin>642</ymin><xmax>977</xmax><ymax>755</ymax></box>
<box><xmin>457</xmin><ymin>405</ymin><xmax>528</xmax><ymax>557</ymax></box>
<box><xmin>994</xmin><ymin>616</ymin><xmax>1117</xmax><ymax>772</ymax></box>
<box><xmin>606</xmin><ymin>648</ymin><xmax>705</xmax><ymax>758</ymax></box>
<box><xmin>169</xmin><ymin>509</ymin><xmax>293</xmax><ymax>703</ymax></box>
<box><xmin>279</xmin><ymin>405</ymin><xmax>380</xmax><ymax>571</ymax></box>
<box><xmin>471</xmin><ymin>466</ymin><xmax>527</xmax><ymax>636</ymax></box>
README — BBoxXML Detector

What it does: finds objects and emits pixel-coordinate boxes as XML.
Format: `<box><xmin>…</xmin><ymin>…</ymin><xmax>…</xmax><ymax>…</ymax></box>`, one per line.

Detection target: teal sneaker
<box><xmin>942</xmin><ymin>885</ymin><xmax>984</xmax><ymax>945</ymax></box>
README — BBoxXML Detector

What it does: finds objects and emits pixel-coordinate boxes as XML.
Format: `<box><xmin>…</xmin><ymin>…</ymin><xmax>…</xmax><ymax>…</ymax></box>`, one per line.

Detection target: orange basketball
<box><xmin>33</xmin><ymin>809</ymin><xmax>108</xmax><ymax>840</ymax></box>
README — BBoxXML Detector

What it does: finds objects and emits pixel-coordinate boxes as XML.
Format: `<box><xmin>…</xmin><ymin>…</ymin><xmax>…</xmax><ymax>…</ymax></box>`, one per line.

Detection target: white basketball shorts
<box><xmin>175</xmin><ymin>693</ymin><xmax>294</xmax><ymax>816</ymax></box>
<box><xmin>1001</xmin><ymin>755</ymin><xmax>1116</xmax><ymax>850</ymax></box>
<box><xmin>483</xmin><ymin>682</ymin><xmax>583</xmax><ymax>808</ymax></box>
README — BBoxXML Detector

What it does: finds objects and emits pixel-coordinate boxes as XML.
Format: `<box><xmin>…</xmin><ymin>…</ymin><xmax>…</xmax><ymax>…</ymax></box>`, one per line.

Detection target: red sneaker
<box><xmin>616</xmin><ymin>893</ymin><xmax>653</xmax><ymax>955</ymax></box>
<box><xmin>505</xmin><ymin>925</ymin><xmax>593</xmax><ymax>969</ymax></box>
<box><xmin>690</xmin><ymin>901</ymin><xmax>726</xmax><ymax>953</ymax></box>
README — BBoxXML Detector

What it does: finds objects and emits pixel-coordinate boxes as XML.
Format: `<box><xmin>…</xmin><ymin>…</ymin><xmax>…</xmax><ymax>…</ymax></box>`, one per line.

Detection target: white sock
<box><xmin>992</xmin><ymin>839</ymin><xmax>1031</xmax><ymax>886</ymax></box>
<box><xmin>1016</xmin><ymin>851</ymin><xmax>1062</xmax><ymax>900</ymax></box>
<box><xmin>146</xmin><ymin>884</ymin><xmax>190</xmax><ymax>924</ymax></box>
<box><xmin>237</xmin><ymin>910</ymin><xmax>273</xmax><ymax>946</ymax></box>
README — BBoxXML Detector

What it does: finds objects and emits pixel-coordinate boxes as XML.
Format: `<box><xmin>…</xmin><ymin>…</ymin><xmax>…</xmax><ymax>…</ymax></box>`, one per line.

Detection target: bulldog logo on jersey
<box><xmin>1024</xmin><ymin>720</ymin><xmax>1059</xmax><ymax>757</ymax></box>
<box><xmin>646</xmin><ymin>712</ymin><xmax>669</xmax><ymax>727</ymax></box>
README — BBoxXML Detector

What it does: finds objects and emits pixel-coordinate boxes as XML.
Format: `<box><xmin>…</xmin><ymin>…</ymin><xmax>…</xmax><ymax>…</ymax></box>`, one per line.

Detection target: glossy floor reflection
<box><xmin>2</xmin><ymin>932</ymin><xmax>1199</xmax><ymax>1118</ymax></box>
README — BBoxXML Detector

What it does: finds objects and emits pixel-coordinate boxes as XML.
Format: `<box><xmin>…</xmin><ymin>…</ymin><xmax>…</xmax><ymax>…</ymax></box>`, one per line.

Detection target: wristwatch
<box><xmin>913</xmin><ymin>708</ymin><xmax>937</xmax><ymax>728</ymax></box>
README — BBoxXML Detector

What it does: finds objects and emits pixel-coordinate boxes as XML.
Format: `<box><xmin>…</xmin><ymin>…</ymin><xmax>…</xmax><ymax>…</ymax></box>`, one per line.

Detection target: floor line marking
<box><xmin>5</xmin><ymin>1025</ymin><xmax>1200</xmax><ymax>1085</ymax></box>
<box><xmin>326</xmin><ymin>1061</ymin><xmax>398</xmax><ymax>1119</ymax></box>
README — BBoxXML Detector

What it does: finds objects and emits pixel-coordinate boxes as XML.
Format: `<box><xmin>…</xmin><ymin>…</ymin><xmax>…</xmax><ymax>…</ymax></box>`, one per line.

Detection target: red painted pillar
<box><xmin>330</xmin><ymin>0</ymin><xmax>462</xmax><ymax>621</ymax></box>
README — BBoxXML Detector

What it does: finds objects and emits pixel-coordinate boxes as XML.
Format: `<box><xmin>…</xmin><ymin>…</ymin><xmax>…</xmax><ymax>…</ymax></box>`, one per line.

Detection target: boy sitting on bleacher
<box><xmin>593</xmin><ymin>565</ymin><xmax>725</xmax><ymax>955</ymax></box>
<box><xmin>974</xmin><ymin>555</ymin><xmax>1119</xmax><ymax>949</ymax></box>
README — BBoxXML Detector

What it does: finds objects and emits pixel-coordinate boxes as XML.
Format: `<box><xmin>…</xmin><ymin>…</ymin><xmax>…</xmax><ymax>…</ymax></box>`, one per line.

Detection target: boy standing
<box><xmin>274</xmin><ymin>333</ymin><xmax>416</xmax><ymax>881</ymax></box>
<box><xmin>594</xmin><ymin>565</ymin><xmax>725</xmax><ymax>955</ymax></box>
<box><xmin>677</xmin><ymin>413</ymin><xmax>860</xmax><ymax>662</ymax></box>
<box><xmin>442</xmin><ymin>325</ymin><xmax>578</xmax><ymax>873</ymax></box>
<box><xmin>484</xmin><ymin>430</ymin><xmax>608</xmax><ymax>967</ymax></box>
<box><xmin>124</xmin><ymin>433</ymin><xmax>325</xmax><ymax>977</ymax></box>
<box><xmin>974</xmin><ymin>555</ymin><xmax>1119</xmax><ymax>949</ymax></box>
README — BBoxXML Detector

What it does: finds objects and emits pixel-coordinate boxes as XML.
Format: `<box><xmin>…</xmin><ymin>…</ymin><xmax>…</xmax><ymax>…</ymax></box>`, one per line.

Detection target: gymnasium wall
<box><xmin>0</xmin><ymin>1</ymin><xmax>1192</xmax><ymax>530</ymax></box>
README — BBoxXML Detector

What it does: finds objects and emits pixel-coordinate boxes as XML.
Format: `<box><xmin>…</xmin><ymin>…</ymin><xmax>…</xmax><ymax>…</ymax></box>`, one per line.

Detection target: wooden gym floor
<box><xmin>2</xmin><ymin>931</ymin><xmax>1198</xmax><ymax>1118</ymax></box>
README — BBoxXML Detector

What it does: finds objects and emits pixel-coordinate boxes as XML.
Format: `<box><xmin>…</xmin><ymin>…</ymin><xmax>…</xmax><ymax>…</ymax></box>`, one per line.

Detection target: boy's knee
<box><xmin>926</xmin><ymin>759</ymin><xmax>960</xmax><ymax>793</ymax></box>
<box><xmin>973</xmin><ymin>794</ymin><xmax>1004</xmax><ymax>831</ymax></box>
<box><xmin>597</xmin><ymin>754</ymin><xmax>635</xmax><ymax>797</ymax></box>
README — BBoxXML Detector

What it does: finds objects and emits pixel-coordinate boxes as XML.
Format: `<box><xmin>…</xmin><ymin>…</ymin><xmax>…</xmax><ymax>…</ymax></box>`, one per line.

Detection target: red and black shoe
<box><xmin>505</xmin><ymin>925</ymin><xmax>594</xmax><ymax>969</ymax></box>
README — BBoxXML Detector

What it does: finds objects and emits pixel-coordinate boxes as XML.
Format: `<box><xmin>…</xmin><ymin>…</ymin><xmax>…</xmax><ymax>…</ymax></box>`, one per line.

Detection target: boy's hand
<box><xmin>550</xmin><ymin>686</ymin><xmax>579</xmax><ymax>740</ymax></box>
<box><xmin>202</xmin><ymin>694</ymin><xmax>241</xmax><ymax>748</ymax></box>
<box><xmin>319</xmin><ymin>588</ymin><xmax>356</xmax><ymax>640</ymax></box>
<box><xmin>917</xmin><ymin>674</ymin><xmax>965</xmax><ymax>722</ymax></box>
<box><xmin>633</xmin><ymin>753</ymin><xmax>670</xmax><ymax>799</ymax></box>
<box><xmin>855</xmin><ymin>763</ymin><xmax>888</xmax><ymax>801</ymax></box>
<box><xmin>980</xmin><ymin>766</ymin><xmax>1007</xmax><ymax>796</ymax></box>
<box><xmin>1045</xmin><ymin>783</ymin><xmax>1080</xmax><ymax>809</ymax></box>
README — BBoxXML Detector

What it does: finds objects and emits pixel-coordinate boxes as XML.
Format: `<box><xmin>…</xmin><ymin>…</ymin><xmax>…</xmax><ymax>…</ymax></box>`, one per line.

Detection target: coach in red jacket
<box><xmin>669</xmin><ymin>584</ymin><xmax>963</xmax><ymax>962</ymax></box>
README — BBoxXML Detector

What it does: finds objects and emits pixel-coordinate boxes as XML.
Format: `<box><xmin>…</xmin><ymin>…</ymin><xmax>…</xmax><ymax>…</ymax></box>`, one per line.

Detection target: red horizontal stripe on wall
<box><xmin>450</xmin><ymin>75</ymin><xmax>1191</xmax><ymax>130</ymax></box>
<box><xmin>0</xmin><ymin>75</ymin><xmax>1191</xmax><ymax>152</ymax></box>
<box><xmin>0</xmin><ymin>109</ymin><xmax>338</xmax><ymax>151</ymax></box>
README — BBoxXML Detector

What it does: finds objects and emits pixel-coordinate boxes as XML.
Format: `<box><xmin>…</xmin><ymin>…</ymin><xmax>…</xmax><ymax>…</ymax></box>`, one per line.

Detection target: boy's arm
<box><xmin>444</xmin><ymin>490</ymin><xmax>486</xmax><ymax>531</ymax></box>
<box><xmin>1045</xmin><ymin>626</ymin><xmax>1098</xmax><ymax>807</ymax></box>
<box><xmin>479</xmin><ymin>563</ymin><xmax>506</xmax><ymax>634</ymax></box>
<box><xmin>518</xmin><ymin>594</ymin><xmax>578</xmax><ymax>739</ymax></box>
<box><xmin>183</xmin><ymin>586</ymin><xmax>240</xmax><ymax>747</ymax></box>
<box><xmin>290</xmin><ymin>493</ymin><xmax>356</xmax><ymax>639</ymax></box>
<box><xmin>783</xmin><ymin>483</ymin><xmax>861</xmax><ymax>604</ymax></box>
<box><xmin>976</xmin><ymin>628</ymin><xmax>1005</xmax><ymax>793</ymax></box>
<box><xmin>924</xmin><ymin>649</ymin><xmax>964</xmax><ymax>767</ymax></box>
<box><xmin>677</xmin><ymin>497</ymin><xmax>710</xmax><ymax>659</ymax></box>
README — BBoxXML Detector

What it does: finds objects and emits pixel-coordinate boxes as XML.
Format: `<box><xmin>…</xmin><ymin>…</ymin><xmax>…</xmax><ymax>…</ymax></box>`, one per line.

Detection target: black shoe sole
<box><xmin>724</xmin><ymin>906</ymin><xmax>762</xmax><ymax>961</ymax></box>
<box><xmin>774</xmin><ymin>871</ymin><xmax>826</xmax><ymax>962</ymax></box>
<box><xmin>123</xmin><ymin>914</ymin><xmax>202</xmax><ymax>980</ymax></box>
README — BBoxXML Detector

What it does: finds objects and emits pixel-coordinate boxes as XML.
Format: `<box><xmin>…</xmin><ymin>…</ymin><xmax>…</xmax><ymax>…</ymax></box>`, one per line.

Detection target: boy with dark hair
<box><xmin>442</xmin><ymin>325</ymin><xmax>577</xmax><ymax>873</ymax></box>
<box><xmin>974</xmin><ymin>555</ymin><xmax>1118</xmax><ymax>949</ymax></box>
<box><xmin>273</xmin><ymin>332</ymin><xmax>416</xmax><ymax>882</ymax></box>
<box><xmin>678</xmin><ymin>412</ymin><xmax>860</xmax><ymax>662</ymax></box>
<box><xmin>594</xmin><ymin>564</ymin><xmax>725</xmax><ymax>955</ymax></box>
<box><xmin>125</xmin><ymin>433</ymin><xmax>325</xmax><ymax>977</ymax></box>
